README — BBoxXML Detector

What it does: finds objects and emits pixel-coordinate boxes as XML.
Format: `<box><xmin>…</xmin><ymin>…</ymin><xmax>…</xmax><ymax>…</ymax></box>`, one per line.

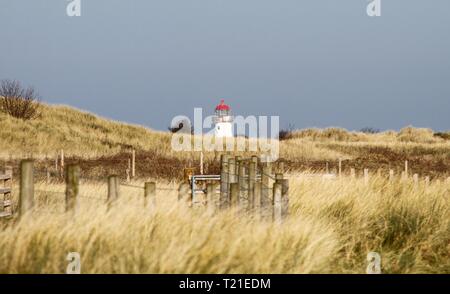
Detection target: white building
<box><xmin>213</xmin><ymin>99</ymin><xmax>233</xmax><ymax>138</ymax></box>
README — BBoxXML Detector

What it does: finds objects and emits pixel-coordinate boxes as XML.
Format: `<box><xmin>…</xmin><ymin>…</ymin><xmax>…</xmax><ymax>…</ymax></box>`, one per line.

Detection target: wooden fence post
<box><xmin>228</xmin><ymin>157</ymin><xmax>236</xmax><ymax>185</ymax></box>
<box><xmin>404</xmin><ymin>160</ymin><xmax>408</xmax><ymax>178</ymax></box>
<box><xmin>131</xmin><ymin>150</ymin><xmax>136</xmax><ymax>178</ymax></box>
<box><xmin>413</xmin><ymin>174</ymin><xmax>419</xmax><ymax>187</ymax></box>
<box><xmin>401</xmin><ymin>171</ymin><xmax>406</xmax><ymax>182</ymax></box>
<box><xmin>261</xmin><ymin>163</ymin><xmax>272</xmax><ymax>219</ymax></box>
<box><xmin>107</xmin><ymin>175</ymin><xmax>119</xmax><ymax>204</ymax></box>
<box><xmin>144</xmin><ymin>182</ymin><xmax>156</xmax><ymax>208</ymax></box>
<box><xmin>277</xmin><ymin>161</ymin><xmax>285</xmax><ymax>174</ymax></box>
<box><xmin>248</xmin><ymin>161</ymin><xmax>257</xmax><ymax>209</ymax></box>
<box><xmin>350</xmin><ymin>168</ymin><xmax>355</xmax><ymax>178</ymax></box>
<box><xmin>338</xmin><ymin>158</ymin><xmax>342</xmax><ymax>177</ymax></box>
<box><xmin>425</xmin><ymin>176</ymin><xmax>430</xmax><ymax>187</ymax></box>
<box><xmin>235</xmin><ymin>156</ymin><xmax>241</xmax><ymax>175</ymax></box>
<box><xmin>389</xmin><ymin>169</ymin><xmax>394</xmax><ymax>181</ymax></box>
<box><xmin>238</xmin><ymin>161</ymin><xmax>247</xmax><ymax>210</ymax></box>
<box><xmin>364</xmin><ymin>169</ymin><xmax>369</xmax><ymax>185</ymax></box>
<box><xmin>273</xmin><ymin>183</ymin><xmax>282</xmax><ymax>223</ymax></box>
<box><xmin>61</xmin><ymin>149</ymin><xmax>64</xmax><ymax>171</ymax></box>
<box><xmin>254</xmin><ymin>182</ymin><xmax>262</xmax><ymax>213</ymax></box>
<box><xmin>220</xmin><ymin>155</ymin><xmax>230</xmax><ymax>209</ymax></box>
<box><xmin>65</xmin><ymin>165</ymin><xmax>80</xmax><ymax>213</ymax></box>
<box><xmin>46</xmin><ymin>167</ymin><xmax>51</xmax><ymax>184</ymax></box>
<box><xmin>230</xmin><ymin>183</ymin><xmax>239</xmax><ymax>208</ymax></box>
<box><xmin>19</xmin><ymin>160</ymin><xmax>34</xmax><ymax>216</ymax></box>
<box><xmin>279</xmin><ymin>179</ymin><xmax>289</xmax><ymax>219</ymax></box>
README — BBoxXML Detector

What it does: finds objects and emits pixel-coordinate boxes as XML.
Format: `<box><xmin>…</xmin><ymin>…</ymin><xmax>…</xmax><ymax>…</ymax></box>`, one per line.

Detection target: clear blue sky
<box><xmin>1</xmin><ymin>0</ymin><xmax>449</xmax><ymax>131</ymax></box>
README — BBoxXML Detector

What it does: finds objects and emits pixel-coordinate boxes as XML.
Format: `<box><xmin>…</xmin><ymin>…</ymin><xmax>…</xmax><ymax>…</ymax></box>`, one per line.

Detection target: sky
<box><xmin>0</xmin><ymin>0</ymin><xmax>449</xmax><ymax>132</ymax></box>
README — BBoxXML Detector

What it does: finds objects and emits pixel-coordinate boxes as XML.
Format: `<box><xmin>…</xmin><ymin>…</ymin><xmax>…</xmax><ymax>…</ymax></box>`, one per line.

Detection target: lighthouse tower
<box><xmin>213</xmin><ymin>100</ymin><xmax>234</xmax><ymax>138</ymax></box>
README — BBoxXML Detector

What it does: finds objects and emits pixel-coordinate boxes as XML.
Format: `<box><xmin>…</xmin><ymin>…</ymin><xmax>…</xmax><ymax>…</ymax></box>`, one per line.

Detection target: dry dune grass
<box><xmin>1</xmin><ymin>104</ymin><xmax>449</xmax><ymax>164</ymax></box>
<box><xmin>0</xmin><ymin>175</ymin><xmax>448</xmax><ymax>274</ymax></box>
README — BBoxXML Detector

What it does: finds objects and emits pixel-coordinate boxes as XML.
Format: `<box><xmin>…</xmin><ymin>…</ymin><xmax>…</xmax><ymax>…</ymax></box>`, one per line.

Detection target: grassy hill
<box><xmin>0</xmin><ymin>104</ymin><xmax>172</xmax><ymax>158</ymax></box>
<box><xmin>0</xmin><ymin>103</ymin><xmax>449</xmax><ymax>179</ymax></box>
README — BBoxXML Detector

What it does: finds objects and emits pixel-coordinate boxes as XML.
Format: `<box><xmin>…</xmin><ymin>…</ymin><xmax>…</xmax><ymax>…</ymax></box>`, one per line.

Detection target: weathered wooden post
<box><xmin>425</xmin><ymin>176</ymin><xmax>430</xmax><ymax>187</ymax></box>
<box><xmin>275</xmin><ymin>173</ymin><xmax>283</xmax><ymax>181</ymax></box>
<box><xmin>401</xmin><ymin>171</ymin><xmax>406</xmax><ymax>182</ymax></box>
<box><xmin>404</xmin><ymin>160</ymin><xmax>408</xmax><ymax>178</ymax></box>
<box><xmin>413</xmin><ymin>174</ymin><xmax>419</xmax><ymax>187</ymax></box>
<box><xmin>261</xmin><ymin>163</ymin><xmax>272</xmax><ymax>219</ymax></box>
<box><xmin>235</xmin><ymin>156</ymin><xmax>241</xmax><ymax>175</ymax></box>
<box><xmin>144</xmin><ymin>182</ymin><xmax>156</xmax><ymax>207</ymax></box>
<box><xmin>206</xmin><ymin>183</ymin><xmax>217</xmax><ymax>213</ymax></box>
<box><xmin>277</xmin><ymin>161</ymin><xmax>285</xmax><ymax>174</ymax></box>
<box><xmin>107</xmin><ymin>175</ymin><xmax>119</xmax><ymax>204</ymax></box>
<box><xmin>254</xmin><ymin>182</ymin><xmax>262</xmax><ymax>213</ymax></box>
<box><xmin>65</xmin><ymin>165</ymin><xmax>80</xmax><ymax>213</ymax></box>
<box><xmin>261</xmin><ymin>163</ymin><xmax>271</xmax><ymax>202</ymax></box>
<box><xmin>19</xmin><ymin>160</ymin><xmax>34</xmax><ymax>216</ymax></box>
<box><xmin>126</xmin><ymin>168</ymin><xmax>130</xmax><ymax>183</ymax></box>
<box><xmin>338</xmin><ymin>158</ymin><xmax>342</xmax><ymax>177</ymax></box>
<box><xmin>178</xmin><ymin>183</ymin><xmax>191</xmax><ymax>203</ymax></box>
<box><xmin>46</xmin><ymin>167</ymin><xmax>51</xmax><ymax>184</ymax></box>
<box><xmin>228</xmin><ymin>157</ymin><xmax>236</xmax><ymax>186</ymax></box>
<box><xmin>131</xmin><ymin>150</ymin><xmax>136</xmax><ymax>178</ymax></box>
<box><xmin>230</xmin><ymin>183</ymin><xmax>239</xmax><ymax>208</ymax></box>
<box><xmin>279</xmin><ymin>178</ymin><xmax>289</xmax><ymax>219</ymax></box>
<box><xmin>248</xmin><ymin>160</ymin><xmax>257</xmax><ymax>209</ymax></box>
<box><xmin>220</xmin><ymin>154</ymin><xmax>230</xmax><ymax>209</ymax></box>
<box><xmin>238</xmin><ymin>160</ymin><xmax>247</xmax><ymax>209</ymax></box>
<box><xmin>350</xmin><ymin>168</ymin><xmax>355</xmax><ymax>178</ymax></box>
<box><xmin>389</xmin><ymin>169</ymin><xmax>394</xmax><ymax>181</ymax></box>
<box><xmin>326</xmin><ymin>162</ymin><xmax>329</xmax><ymax>174</ymax></box>
<box><xmin>272</xmin><ymin>183</ymin><xmax>282</xmax><ymax>223</ymax></box>
<box><xmin>60</xmin><ymin>149</ymin><xmax>65</xmax><ymax>176</ymax></box>
<box><xmin>364</xmin><ymin>168</ymin><xmax>369</xmax><ymax>185</ymax></box>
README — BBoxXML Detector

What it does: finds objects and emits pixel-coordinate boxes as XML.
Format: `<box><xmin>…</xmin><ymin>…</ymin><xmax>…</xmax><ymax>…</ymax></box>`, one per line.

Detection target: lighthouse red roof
<box><xmin>215</xmin><ymin>99</ymin><xmax>230</xmax><ymax>111</ymax></box>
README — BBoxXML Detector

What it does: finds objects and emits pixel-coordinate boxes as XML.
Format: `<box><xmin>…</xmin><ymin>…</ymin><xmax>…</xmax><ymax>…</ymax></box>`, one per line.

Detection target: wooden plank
<box><xmin>0</xmin><ymin>188</ymin><xmax>11</xmax><ymax>194</ymax></box>
<box><xmin>0</xmin><ymin>211</ymin><xmax>12</xmax><ymax>218</ymax></box>
<box><xmin>0</xmin><ymin>174</ymin><xmax>11</xmax><ymax>180</ymax></box>
<box><xmin>3</xmin><ymin>200</ymin><xmax>12</xmax><ymax>207</ymax></box>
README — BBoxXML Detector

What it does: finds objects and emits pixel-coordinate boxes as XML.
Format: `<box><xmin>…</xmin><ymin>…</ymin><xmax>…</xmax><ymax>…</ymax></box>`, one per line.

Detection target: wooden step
<box><xmin>0</xmin><ymin>211</ymin><xmax>12</xmax><ymax>218</ymax></box>
<box><xmin>2</xmin><ymin>200</ymin><xmax>12</xmax><ymax>207</ymax></box>
<box><xmin>0</xmin><ymin>188</ymin><xmax>11</xmax><ymax>194</ymax></box>
<box><xmin>0</xmin><ymin>174</ymin><xmax>12</xmax><ymax>180</ymax></box>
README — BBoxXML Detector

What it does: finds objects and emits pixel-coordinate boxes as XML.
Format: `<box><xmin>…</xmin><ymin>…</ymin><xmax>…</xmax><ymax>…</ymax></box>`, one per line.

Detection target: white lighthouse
<box><xmin>213</xmin><ymin>99</ymin><xmax>234</xmax><ymax>138</ymax></box>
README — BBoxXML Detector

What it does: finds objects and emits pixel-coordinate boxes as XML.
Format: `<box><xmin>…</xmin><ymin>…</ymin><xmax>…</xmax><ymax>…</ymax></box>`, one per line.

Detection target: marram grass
<box><xmin>0</xmin><ymin>175</ymin><xmax>448</xmax><ymax>274</ymax></box>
